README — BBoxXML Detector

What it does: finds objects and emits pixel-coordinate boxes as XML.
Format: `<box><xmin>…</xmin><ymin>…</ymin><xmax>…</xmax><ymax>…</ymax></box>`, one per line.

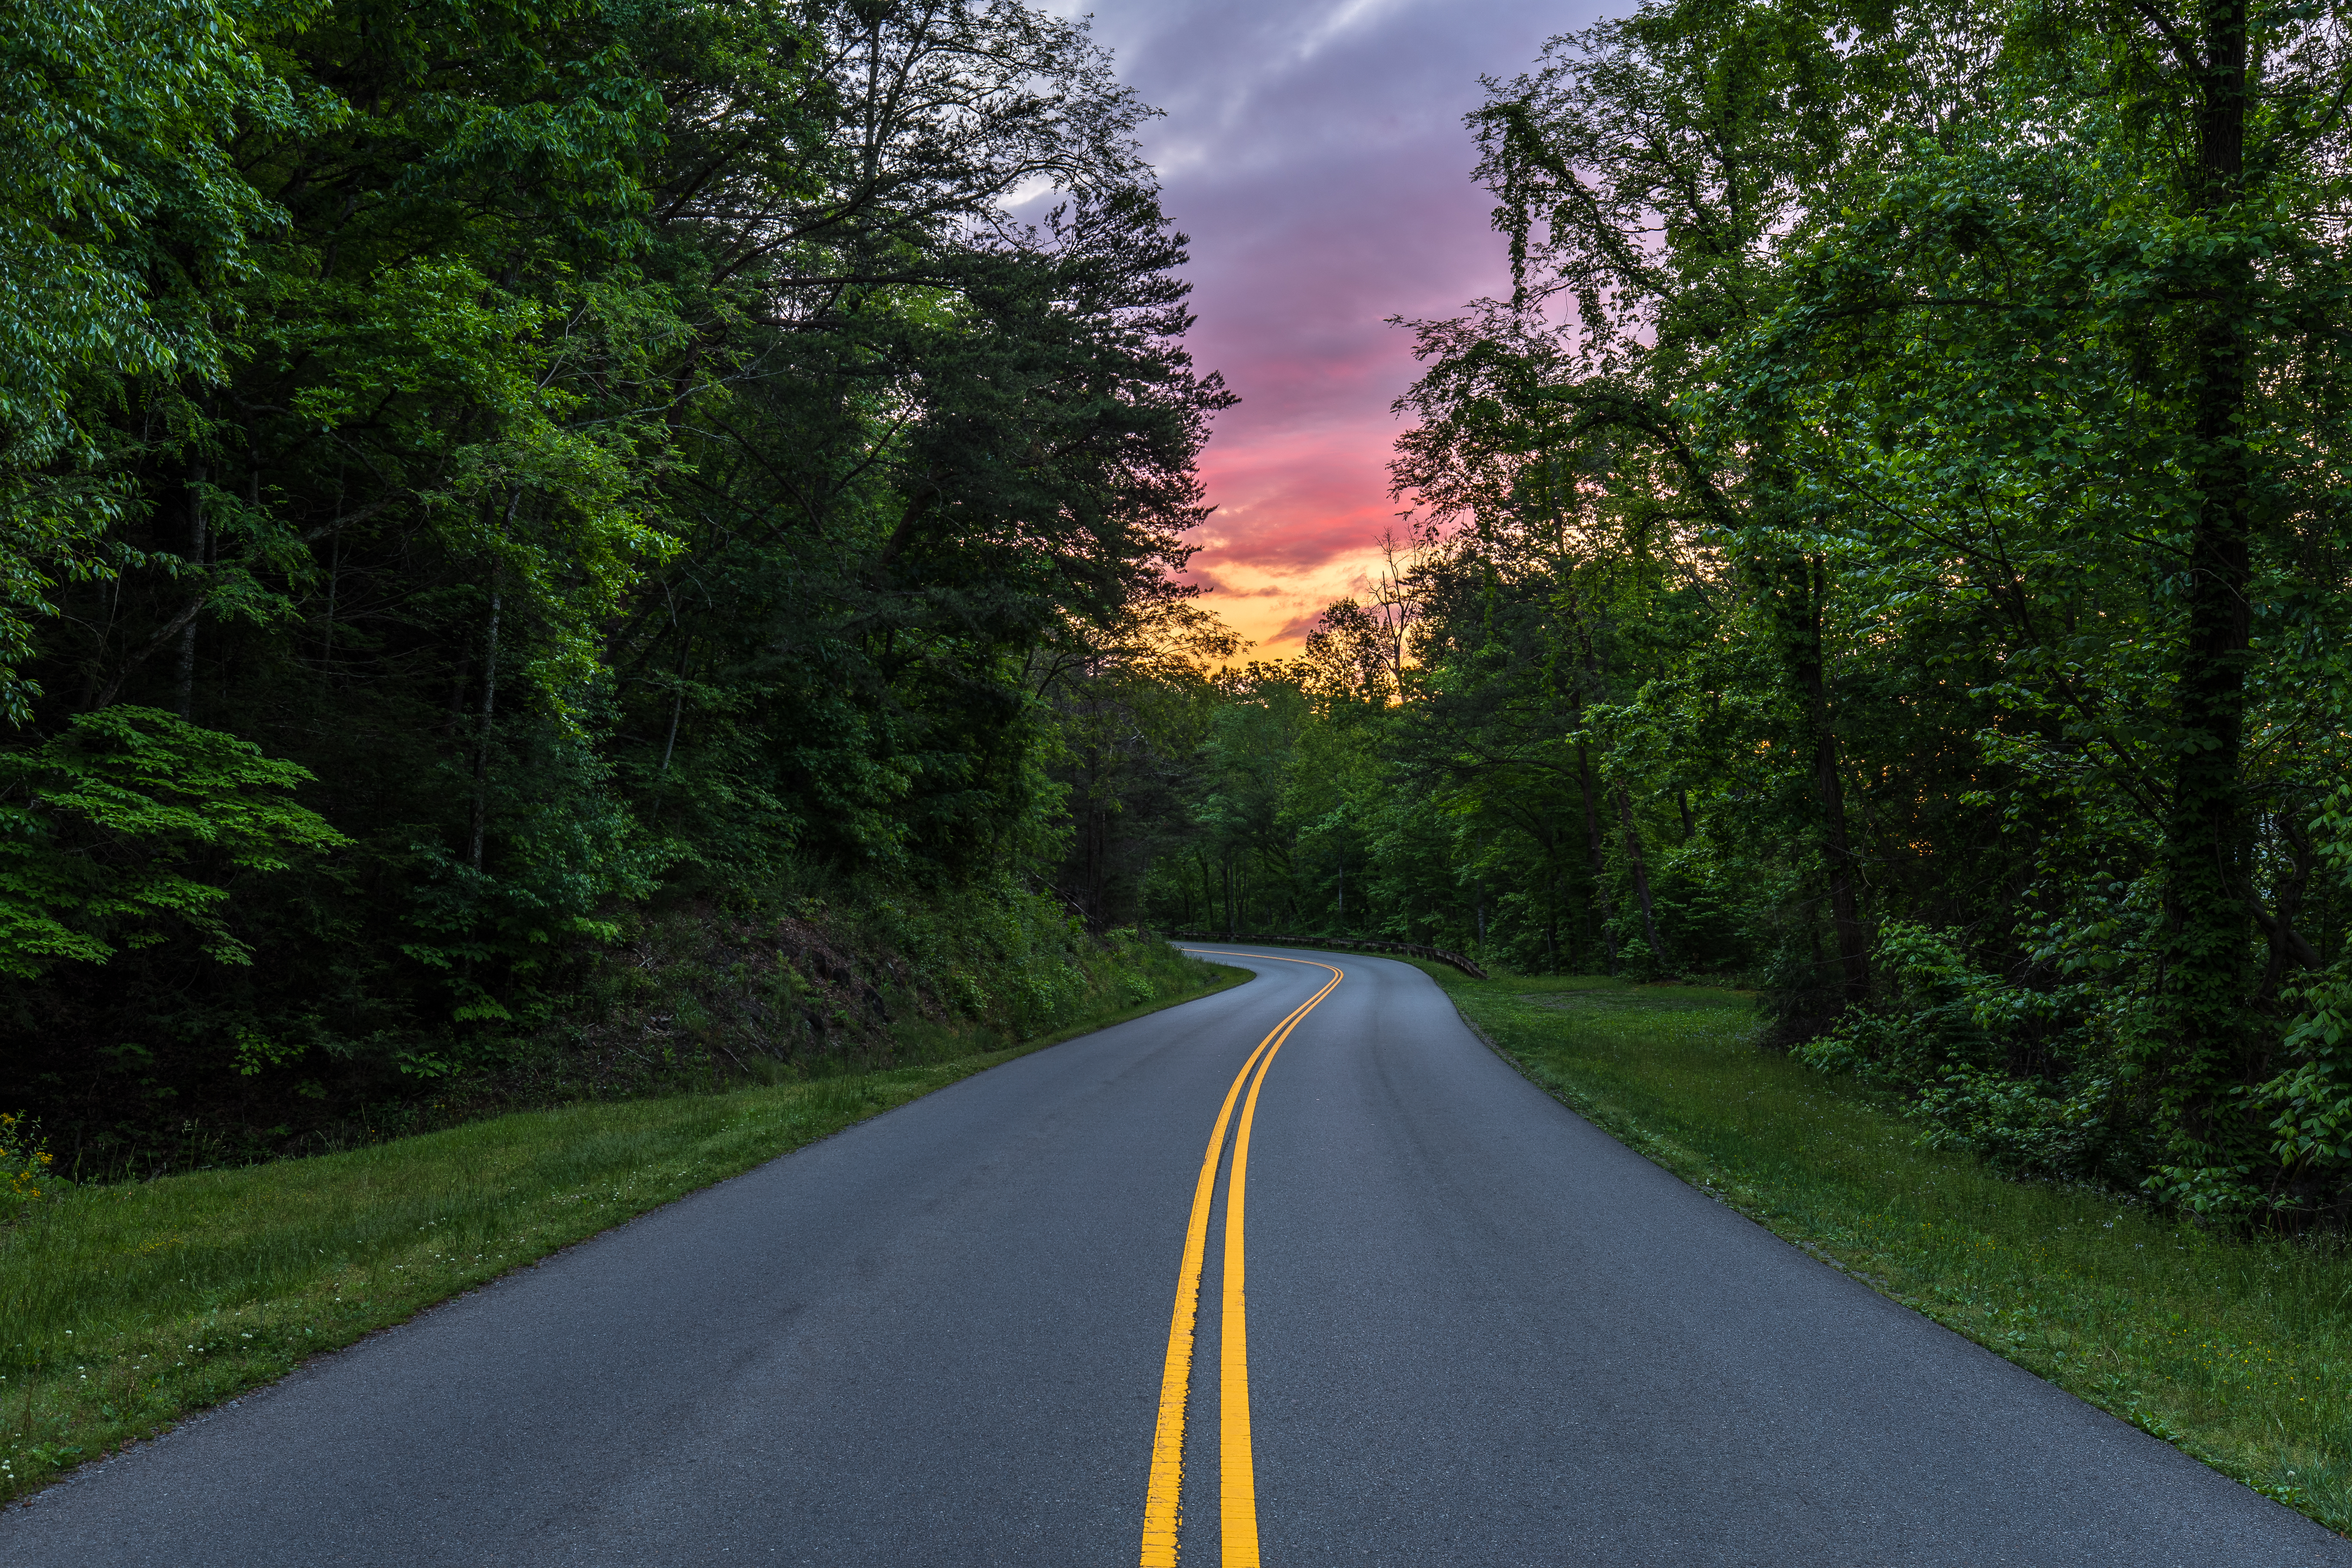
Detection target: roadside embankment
<box><xmin>1418</xmin><ymin>964</ymin><xmax>2352</xmax><ymax>1539</ymax></box>
<box><xmin>23</xmin><ymin>882</ymin><xmax>1201</xmax><ymax>1181</ymax></box>
<box><xmin>0</xmin><ymin>949</ymin><xmax>1243</xmax><ymax>1506</ymax></box>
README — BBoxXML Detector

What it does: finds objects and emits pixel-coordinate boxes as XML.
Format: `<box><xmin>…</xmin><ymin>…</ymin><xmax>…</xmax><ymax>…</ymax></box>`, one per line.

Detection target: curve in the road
<box><xmin>3</xmin><ymin>946</ymin><xmax>2343</xmax><ymax>1567</ymax></box>
<box><xmin>1139</xmin><ymin>949</ymin><xmax>1339</xmax><ymax>1568</ymax></box>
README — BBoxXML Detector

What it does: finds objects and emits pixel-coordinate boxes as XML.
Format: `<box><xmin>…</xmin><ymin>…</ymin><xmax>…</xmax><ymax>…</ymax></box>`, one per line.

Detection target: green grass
<box><xmin>0</xmin><ymin>957</ymin><xmax>1246</xmax><ymax>1502</ymax></box>
<box><xmin>1420</xmin><ymin>966</ymin><xmax>2352</xmax><ymax>1539</ymax></box>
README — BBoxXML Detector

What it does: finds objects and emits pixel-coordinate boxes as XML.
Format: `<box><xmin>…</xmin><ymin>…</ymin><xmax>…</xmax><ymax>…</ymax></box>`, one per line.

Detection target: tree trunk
<box><xmin>1788</xmin><ymin>556</ymin><xmax>1868</xmax><ymax>1005</ymax></box>
<box><xmin>2159</xmin><ymin>0</ymin><xmax>2256</xmax><ymax>1073</ymax></box>
<box><xmin>469</xmin><ymin>591</ymin><xmax>501</xmax><ymax>872</ymax></box>
<box><xmin>322</xmin><ymin>527</ymin><xmax>339</xmax><ymax>671</ymax></box>
<box><xmin>1084</xmin><ymin>794</ymin><xmax>1110</xmax><ymax>932</ymax></box>
<box><xmin>1577</xmin><ymin>741</ymin><xmax>1621</xmax><ymax>975</ymax></box>
<box><xmin>2250</xmin><ymin>833</ymin><xmax>2321</xmax><ymax>1004</ymax></box>
<box><xmin>1616</xmin><ymin>784</ymin><xmax>1667</xmax><ymax>969</ymax></box>
<box><xmin>173</xmin><ymin>461</ymin><xmax>208</xmax><ymax>719</ymax></box>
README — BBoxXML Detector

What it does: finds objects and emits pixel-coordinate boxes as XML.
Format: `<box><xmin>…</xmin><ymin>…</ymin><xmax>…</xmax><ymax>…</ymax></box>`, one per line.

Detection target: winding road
<box><xmin>3</xmin><ymin>947</ymin><xmax>2341</xmax><ymax>1565</ymax></box>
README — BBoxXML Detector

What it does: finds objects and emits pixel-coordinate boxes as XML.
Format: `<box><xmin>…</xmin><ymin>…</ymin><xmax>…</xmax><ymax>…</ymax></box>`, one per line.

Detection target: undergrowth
<box><xmin>0</xmin><ymin>946</ymin><xmax>1240</xmax><ymax>1504</ymax></box>
<box><xmin>39</xmin><ymin>876</ymin><xmax>1189</xmax><ymax>1179</ymax></box>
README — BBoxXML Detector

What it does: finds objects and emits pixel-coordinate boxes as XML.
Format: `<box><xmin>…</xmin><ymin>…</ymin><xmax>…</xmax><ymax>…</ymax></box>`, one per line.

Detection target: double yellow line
<box><xmin>1139</xmin><ymin>951</ymin><xmax>1343</xmax><ymax>1568</ymax></box>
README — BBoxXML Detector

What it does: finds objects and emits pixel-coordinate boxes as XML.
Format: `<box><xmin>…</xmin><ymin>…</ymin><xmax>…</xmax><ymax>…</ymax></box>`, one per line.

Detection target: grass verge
<box><xmin>1415</xmin><ymin>965</ymin><xmax>2352</xmax><ymax>1538</ymax></box>
<box><xmin>0</xmin><ymin>955</ymin><xmax>1246</xmax><ymax>1505</ymax></box>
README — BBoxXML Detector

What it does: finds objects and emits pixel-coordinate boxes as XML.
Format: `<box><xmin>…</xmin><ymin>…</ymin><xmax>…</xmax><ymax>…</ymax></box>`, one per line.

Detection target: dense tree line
<box><xmin>12</xmin><ymin>0</ymin><xmax>2351</xmax><ymax>1224</ymax></box>
<box><xmin>0</xmin><ymin>0</ymin><xmax>1230</xmax><ymax>1167</ymax></box>
<box><xmin>1128</xmin><ymin>0</ymin><xmax>2352</xmax><ymax>1222</ymax></box>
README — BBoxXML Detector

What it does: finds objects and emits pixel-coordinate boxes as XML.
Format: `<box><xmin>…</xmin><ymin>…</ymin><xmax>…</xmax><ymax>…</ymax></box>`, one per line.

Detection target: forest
<box><xmin>1118</xmin><ymin>0</ymin><xmax>2352</xmax><ymax>1225</ymax></box>
<box><xmin>0</xmin><ymin>0</ymin><xmax>1232</xmax><ymax>1173</ymax></box>
<box><xmin>5</xmin><ymin>0</ymin><xmax>2351</xmax><ymax>1228</ymax></box>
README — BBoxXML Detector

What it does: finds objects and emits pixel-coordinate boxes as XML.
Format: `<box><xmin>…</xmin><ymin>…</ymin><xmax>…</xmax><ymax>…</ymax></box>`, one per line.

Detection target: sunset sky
<box><xmin>1039</xmin><ymin>0</ymin><xmax>1595</xmax><ymax>655</ymax></box>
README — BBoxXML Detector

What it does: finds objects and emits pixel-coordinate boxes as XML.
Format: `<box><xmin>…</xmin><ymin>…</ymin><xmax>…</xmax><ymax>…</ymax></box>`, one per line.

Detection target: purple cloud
<box><xmin>1040</xmin><ymin>0</ymin><xmax>1593</xmax><ymax>650</ymax></box>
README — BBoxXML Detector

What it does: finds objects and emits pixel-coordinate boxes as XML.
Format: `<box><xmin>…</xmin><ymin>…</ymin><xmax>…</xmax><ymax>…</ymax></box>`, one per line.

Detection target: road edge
<box><xmin>1412</xmin><ymin>963</ymin><xmax>2350</xmax><ymax>1544</ymax></box>
<box><xmin>1</xmin><ymin>959</ymin><xmax>1256</xmax><ymax>1513</ymax></box>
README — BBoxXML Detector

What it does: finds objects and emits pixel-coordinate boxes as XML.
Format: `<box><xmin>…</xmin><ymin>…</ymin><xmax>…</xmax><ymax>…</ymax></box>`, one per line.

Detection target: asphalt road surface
<box><xmin>5</xmin><ymin>947</ymin><xmax>2343</xmax><ymax>1566</ymax></box>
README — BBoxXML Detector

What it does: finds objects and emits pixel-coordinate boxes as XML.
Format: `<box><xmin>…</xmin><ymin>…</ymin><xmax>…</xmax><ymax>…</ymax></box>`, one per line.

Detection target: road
<box><xmin>3</xmin><ymin>947</ymin><xmax>2341</xmax><ymax>1565</ymax></box>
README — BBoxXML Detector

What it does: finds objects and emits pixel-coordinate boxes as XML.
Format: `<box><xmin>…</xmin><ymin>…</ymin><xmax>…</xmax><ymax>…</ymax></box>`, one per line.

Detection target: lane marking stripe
<box><xmin>1219</xmin><ymin>967</ymin><xmax>1331</xmax><ymax>1567</ymax></box>
<box><xmin>1137</xmin><ymin>964</ymin><xmax>1323</xmax><ymax>1566</ymax></box>
<box><xmin>1139</xmin><ymin>951</ymin><xmax>1341</xmax><ymax>1568</ymax></box>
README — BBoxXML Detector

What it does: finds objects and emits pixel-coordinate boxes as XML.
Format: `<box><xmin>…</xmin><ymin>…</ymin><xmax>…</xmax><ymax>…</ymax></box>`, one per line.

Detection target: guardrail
<box><xmin>1170</xmin><ymin>931</ymin><xmax>1488</xmax><ymax>981</ymax></box>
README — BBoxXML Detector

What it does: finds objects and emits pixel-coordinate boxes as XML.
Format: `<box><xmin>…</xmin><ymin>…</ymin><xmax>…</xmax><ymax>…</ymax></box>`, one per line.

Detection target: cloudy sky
<box><xmin>1043</xmin><ymin>0</ymin><xmax>1594</xmax><ymax>655</ymax></box>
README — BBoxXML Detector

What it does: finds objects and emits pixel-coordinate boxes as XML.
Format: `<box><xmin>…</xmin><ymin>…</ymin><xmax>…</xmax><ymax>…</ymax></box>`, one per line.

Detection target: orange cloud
<box><xmin>1046</xmin><ymin>0</ymin><xmax>1561</xmax><ymax>657</ymax></box>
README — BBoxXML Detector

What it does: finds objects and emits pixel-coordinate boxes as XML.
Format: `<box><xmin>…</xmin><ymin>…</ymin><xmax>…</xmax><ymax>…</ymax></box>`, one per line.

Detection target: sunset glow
<box><xmin>1052</xmin><ymin>0</ymin><xmax>1585</xmax><ymax>655</ymax></box>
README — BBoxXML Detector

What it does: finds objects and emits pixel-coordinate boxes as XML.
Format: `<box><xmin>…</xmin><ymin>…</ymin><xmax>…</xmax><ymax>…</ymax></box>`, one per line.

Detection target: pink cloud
<box><xmin>1266</xmin><ymin>608</ymin><xmax>1335</xmax><ymax>646</ymax></box>
<box><xmin>1037</xmin><ymin>0</ymin><xmax>1595</xmax><ymax>654</ymax></box>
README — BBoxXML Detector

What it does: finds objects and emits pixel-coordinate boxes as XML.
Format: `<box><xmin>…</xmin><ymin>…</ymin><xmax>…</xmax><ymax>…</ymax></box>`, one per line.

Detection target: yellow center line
<box><xmin>1136</xmin><ymin>985</ymin><xmax>1309</xmax><ymax>1567</ymax></box>
<box><xmin>1139</xmin><ymin>950</ymin><xmax>1341</xmax><ymax>1568</ymax></box>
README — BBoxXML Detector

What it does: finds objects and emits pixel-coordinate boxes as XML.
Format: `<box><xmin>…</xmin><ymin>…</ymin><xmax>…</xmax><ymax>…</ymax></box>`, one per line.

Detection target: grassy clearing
<box><xmin>1419</xmin><ymin>965</ymin><xmax>2352</xmax><ymax>1538</ymax></box>
<box><xmin>0</xmin><ymin>956</ymin><xmax>1245</xmax><ymax>1504</ymax></box>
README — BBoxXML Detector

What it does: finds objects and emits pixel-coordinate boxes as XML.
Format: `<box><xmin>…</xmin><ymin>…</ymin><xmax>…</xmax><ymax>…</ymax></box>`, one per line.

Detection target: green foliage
<box><xmin>1115</xmin><ymin>0</ymin><xmax>2352</xmax><ymax>1225</ymax></box>
<box><xmin>0</xmin><ymin>952</ymin><xmax>1237</xmax><ymax>1505</ymax></box>
<box><xmin>1228</xmin><ymin>0</ymin><xmax>2352</xmax><ymax>1223</ymax></box>
<box><xmin>0</xmin><ymin>0</ymin><xmax>314</xmax><ymax>724</ymax></box>
<box><xmin>0</xmin><ymin>707</ymin><xmax>344</xmax><ymax>976</ymax></box>
<box><xmin>0</xmin><ymin>0</ymin><xmax>1228</xmax><ymax>1168</ymax></box>
<box><xmin>1437</xmin><ymin>964</ymin><xmax>2352</xmax><ymax>1535</ymax></box>
<box><xmin>0</xmin><ymin>1110</ymin><xmax>54</xmax><ymax>1209</ymax></box>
